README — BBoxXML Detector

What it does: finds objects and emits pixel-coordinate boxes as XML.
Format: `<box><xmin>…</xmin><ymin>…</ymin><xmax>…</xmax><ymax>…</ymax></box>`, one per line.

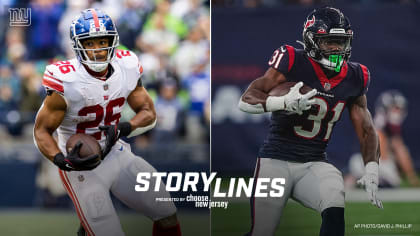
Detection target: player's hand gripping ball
<box><xmin>269</xmin><ymin>81</ymin><xmax>317</xmax><ymax>115</ymax></box>
<box><xmin>62</xmin><ymin>133</ymin><xmax>102</xmax><ymax>171</ymax></box>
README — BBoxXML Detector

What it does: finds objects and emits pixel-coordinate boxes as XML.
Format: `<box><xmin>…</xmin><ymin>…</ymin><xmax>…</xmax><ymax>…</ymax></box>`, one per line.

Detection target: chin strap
<box><xmin>85</xmin><ymin>62</ymin><xmax>109</xmax><ymax>72</ymax></box>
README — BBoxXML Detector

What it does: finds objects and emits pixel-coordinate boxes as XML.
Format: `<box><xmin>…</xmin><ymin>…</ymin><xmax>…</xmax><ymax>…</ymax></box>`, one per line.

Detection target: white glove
<box><xmin>266</xmin><ymin>82</ymin><xmax>317</xmax><ymax>115</ymax></box>
<box><xmin>357</xmin><ymin>162</ymin><xmax>383</xmax><ymax>209</ymax></box>
<box><xmin>285</xmin><ymin>82</ymin><xmax>317</xmax><ymax>115</ymax></box>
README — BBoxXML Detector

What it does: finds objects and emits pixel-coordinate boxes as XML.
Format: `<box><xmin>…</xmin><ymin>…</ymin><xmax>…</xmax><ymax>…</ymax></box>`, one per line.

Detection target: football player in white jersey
<box><xmin>33</xmin><ymin>9</ymin><xmax>181</xmax><ymax>236</ymax></box>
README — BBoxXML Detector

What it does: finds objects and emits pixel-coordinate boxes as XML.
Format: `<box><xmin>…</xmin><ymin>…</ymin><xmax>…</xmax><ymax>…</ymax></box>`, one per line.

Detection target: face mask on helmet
<box><xmin>301</xmin><ymin>7</ymin><xmax>353</xmax><ymax>72</ymax></box>
<box><xmin>313</xmin><ymin>32</ymin><xmax>352</xmax><ymax>72</ymax></box>
<box><xmin>74</xmin><ymin>34</ymin><xmax>118</xmax><ymax>72</ymax></box>
<box><xmin>70</xmin><ymin>9</ymin><xmax>119</xmax><ymax>73</ymax></box>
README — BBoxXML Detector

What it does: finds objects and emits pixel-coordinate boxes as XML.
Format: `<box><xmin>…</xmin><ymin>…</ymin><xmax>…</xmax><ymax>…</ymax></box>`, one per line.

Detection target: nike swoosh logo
<box><xmin>119</xmin><ymin>146</ymin><xmax>123</xmax><ymax>151</ymax></box>
<box><xmin>47</xmin><ymin>70</ymin><xmax>53</xmax><ymax>75</ymax></box>
<box><xmin>65</xmin><ymin>164</ymin><xmax>73</xmax><ymax>169</ymax></box>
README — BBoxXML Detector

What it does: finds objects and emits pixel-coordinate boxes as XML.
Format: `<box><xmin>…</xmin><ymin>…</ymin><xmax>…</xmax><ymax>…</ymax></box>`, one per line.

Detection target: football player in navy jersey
<box><xmin>238</xmin><ymin>7</ymin><xmax>382</xmax><ymax>236</ymax></box>
<box><xmin>374</xmin><ymin>91</ymin><xmax>419</xmax><ymax>186</ymax></box>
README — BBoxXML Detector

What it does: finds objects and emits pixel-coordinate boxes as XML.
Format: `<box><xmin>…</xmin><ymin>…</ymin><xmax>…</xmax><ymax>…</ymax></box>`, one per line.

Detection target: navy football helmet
<box><xmin>70</xmin><ymin>9</ymin><xmax>119</xmax><ymax>72</ymax></box>
<box><xmin>302</xmin><ymin>7</ymin><xmax>353</xmax><ymax>72</ymax></box>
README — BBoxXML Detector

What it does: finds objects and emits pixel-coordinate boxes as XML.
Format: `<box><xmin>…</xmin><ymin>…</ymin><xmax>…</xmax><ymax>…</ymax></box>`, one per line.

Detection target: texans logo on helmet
<box><xmin>317</xmin><ymin>28</ymin><xmax>326</xmax><ymax>34</ymax></box>
<box><xmin>305</xmin><ymin>15</ymin><xmax>315</xmax><ymax>29</ymax></box>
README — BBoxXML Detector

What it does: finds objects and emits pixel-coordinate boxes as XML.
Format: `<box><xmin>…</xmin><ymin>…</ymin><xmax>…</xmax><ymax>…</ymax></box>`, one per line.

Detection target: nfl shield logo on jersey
<box><xmin>103</xmin><ymin>84</ymin><xmax>109</xmax><ymax>90</ymax></box>
<box><xmin>324</xmin><ymin>82</ymin><xmax>331</xmax><ymax>91</ymax></box>
<box><xmin>78</xmin><ymin>175</ymin><xmax>85</xmax><ymax>182</ymax></box>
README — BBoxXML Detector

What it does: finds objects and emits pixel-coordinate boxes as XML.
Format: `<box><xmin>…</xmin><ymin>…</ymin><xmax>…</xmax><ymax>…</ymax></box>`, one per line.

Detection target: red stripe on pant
<box><xmin>59</xmin><ymin>170</ymin><xmax>95</xmax><ymax>236</ymax></box>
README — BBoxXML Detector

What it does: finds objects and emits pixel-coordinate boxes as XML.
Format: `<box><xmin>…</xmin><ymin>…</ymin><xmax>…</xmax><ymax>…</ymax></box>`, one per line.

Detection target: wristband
<box><xmin>266</xmin><ymin>96</ymin><xmax>285</xmax><ymax>112</ymax></box>
<box><xmin>365</xmin><ymin>161</ymin><xmax>379</xmax><ymax>175</ymax></box>
<box><xmin>238</xmin><ymin>99</ymin><xmax>266</xmax><ymax>114</ymax></box>
<box><xmin>127</xmin><ymin>119</ymin><xmax>157</xmax><ymax>138</ymax></box>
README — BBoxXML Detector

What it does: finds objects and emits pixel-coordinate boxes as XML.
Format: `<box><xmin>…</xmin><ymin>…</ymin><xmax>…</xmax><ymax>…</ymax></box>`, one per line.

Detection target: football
<box><xmin>268</xmin><ymin>82</ymin><xmax>313</xmax><ymax>96</ymax></box>
<box><xmin>66</xmin><ymin>133</ymin><xmax>102</xmax><ymax>159</ymax></box>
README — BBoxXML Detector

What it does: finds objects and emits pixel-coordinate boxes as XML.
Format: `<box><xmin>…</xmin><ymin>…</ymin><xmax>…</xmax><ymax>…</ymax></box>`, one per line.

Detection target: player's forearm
<box><xmin>238</xmin><ymin>99</ymin><xmax>266</xmax><ymax>114</ymax></box>
<box><xmin>129</xmin><ymin>107</ymin><xmax>156</xmax><ymax>129</ymax></box>
<box><xmin>360</xmin><ymin>126</ymin><xmax>380</xmax><ymax>164</ymax></box>
<box><xmin>350</xmin><ymin>96</ymin><xmax>379</xmax><ymax>164</ymax></box>
<box><xmin>124</xmin><ymin>108</ymin><xmax>157</xmax><ymax>138</ymax></box>
<box><xmin>34</xmin><ymin>129</ymin><xmax>61</xmax><ymax>162</ymax></box>
<box><xmin>240</xmin><ymin>87</ymin><xmax>289</xmax><ymax>114</ymax></box>
<box><xmin>239</xmin><ymin>90</ymin><xmax>292</xmax><ymax>114</ymax></box>
<box><xmin>238</xmin><ymin>88</ymin><xmax>268</xmax><ymax>114</ymax></box>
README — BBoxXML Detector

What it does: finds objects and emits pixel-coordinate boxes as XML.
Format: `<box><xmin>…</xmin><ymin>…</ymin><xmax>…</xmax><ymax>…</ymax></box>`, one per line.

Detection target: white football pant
<box><xmin>59</xmin><ymin>140</ymin><xmax>176</xmax><ymax>236</ymax></box>
<box><xmin>249</xmin><ymin>158</ymin><xmax>345</xmax><ymax>236</ymax></box>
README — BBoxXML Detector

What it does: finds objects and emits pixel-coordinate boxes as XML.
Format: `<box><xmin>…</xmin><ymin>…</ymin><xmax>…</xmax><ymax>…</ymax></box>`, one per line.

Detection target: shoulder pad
<box><xmin>268</xmin><ymin>45</ymin><xmax>296</xmax><ymax>74</ymax></box>
<box><xmin>114</xmin><ymin>50</ymin><xmax>143</xmax><ymax>91</ymax></box>
<box><xmin>43</xmin><ymin>65</ymin><xmax>64</xmax><ymax>94</ymax></box>
<box><xmin>45</xmin><ymin>59</ymin><xmax>79</xmax><ymax>81</ymax></box>
<box><xmin>42</xmin><ymin>59</ymin><xmax>79</xmax><ymax>94</ymax></box>
<box><xmin>114</xmin><ymin>49</ymin><xmax>143</xmax><ymax>78</ymax></box>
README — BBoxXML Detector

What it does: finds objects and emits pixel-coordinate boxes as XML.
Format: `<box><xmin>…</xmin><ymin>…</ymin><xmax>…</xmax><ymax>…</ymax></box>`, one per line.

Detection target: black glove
<box><xmin>53</xmin><ymin>142</ymin><xmax>101</xmax><ymax>171</ymax></box>
<box><xmin>99</xmin><ymin>122</ymin><xmax>131</xmax><ymax>158</ymax></box>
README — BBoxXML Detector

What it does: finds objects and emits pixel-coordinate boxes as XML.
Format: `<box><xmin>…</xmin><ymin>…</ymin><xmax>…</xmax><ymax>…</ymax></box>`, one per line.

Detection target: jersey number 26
<box><xmin>76</xmin><ymin>97</ymin><xmax>126</xmax><ymax>140</ymax></box>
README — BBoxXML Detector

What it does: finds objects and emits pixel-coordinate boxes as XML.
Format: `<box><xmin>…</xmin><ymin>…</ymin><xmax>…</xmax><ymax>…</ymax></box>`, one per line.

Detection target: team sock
<box><xmin>320</xmin><ymin>207</ymin><xmax>345</xmax><ymax>236</ymax></box>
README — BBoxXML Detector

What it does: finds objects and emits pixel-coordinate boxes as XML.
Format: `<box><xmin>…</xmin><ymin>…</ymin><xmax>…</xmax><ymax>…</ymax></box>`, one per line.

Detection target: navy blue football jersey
<box><xmin>258</xmin><ymin>45</ymin><xmax>370</xmax><ymax>162</ymax></box>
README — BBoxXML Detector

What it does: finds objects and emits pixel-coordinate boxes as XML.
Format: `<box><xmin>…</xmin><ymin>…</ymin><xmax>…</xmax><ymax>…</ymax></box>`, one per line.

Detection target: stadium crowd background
<box><xmin>0</xmin><ymin>0</ymin><xmax>209</xmax><ymax>208</ymax></box>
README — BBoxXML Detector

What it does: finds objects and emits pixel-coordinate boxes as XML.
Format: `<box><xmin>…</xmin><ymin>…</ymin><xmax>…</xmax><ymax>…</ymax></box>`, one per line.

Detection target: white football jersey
<box><xmin>41</xmin><ymin>50</ymin><xmax>143</xmax><ymax>153</ymax></box>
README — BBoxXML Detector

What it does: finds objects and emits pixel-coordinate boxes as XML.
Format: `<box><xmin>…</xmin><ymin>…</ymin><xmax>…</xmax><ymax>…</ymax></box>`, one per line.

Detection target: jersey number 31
<box><xmin>294</xmin><ymin>98</ymin><xmax>345</xmax><ymax>141</ymax></box>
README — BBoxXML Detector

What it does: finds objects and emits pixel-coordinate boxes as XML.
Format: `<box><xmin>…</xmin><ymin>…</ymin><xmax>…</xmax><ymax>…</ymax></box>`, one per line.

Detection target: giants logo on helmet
<box><xmin>89</xmin><ymin>21</ymin><xmax>106</xmax><ymax>34</ymax></box>
<box><xmin>304</xmin><ymin>15</ymin><xmax>315</xmax><ymax>29</ymax></box>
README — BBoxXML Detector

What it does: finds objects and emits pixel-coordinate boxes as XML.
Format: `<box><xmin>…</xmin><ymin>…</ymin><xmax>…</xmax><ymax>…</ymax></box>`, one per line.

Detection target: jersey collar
<box><xmin>77</xmin><ymin>59</ymin><xmax>118</xmax><ymax>83</ymax></box>
<box><xmin>307</xmin><ymin>57</ymin><xmax>348</xmax><ymax>91</ymax></box>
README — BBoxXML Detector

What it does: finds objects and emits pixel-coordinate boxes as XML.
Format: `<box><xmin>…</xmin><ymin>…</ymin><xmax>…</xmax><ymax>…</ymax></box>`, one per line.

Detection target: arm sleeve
<box><xmin>42</xmin><ymin>65</ymin><xmax>64</xmax><ymax>95</ymax></box>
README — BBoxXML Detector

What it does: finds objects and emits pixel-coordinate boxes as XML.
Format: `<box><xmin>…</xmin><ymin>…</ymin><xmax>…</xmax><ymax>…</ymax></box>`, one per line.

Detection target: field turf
<box><xmin>212</xmin><ymin>201</ymin><xmax>420</xmax><ymax>236</ymax></box>
<box><xmin>0</xmin><ymin>209</ymin><xmax>209</xmax><ymax>236</ymax></box>
<box><xmin>0</xmin><ymin>202</ymin><xmax>419</xmax><ymax>235</ymax></box>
